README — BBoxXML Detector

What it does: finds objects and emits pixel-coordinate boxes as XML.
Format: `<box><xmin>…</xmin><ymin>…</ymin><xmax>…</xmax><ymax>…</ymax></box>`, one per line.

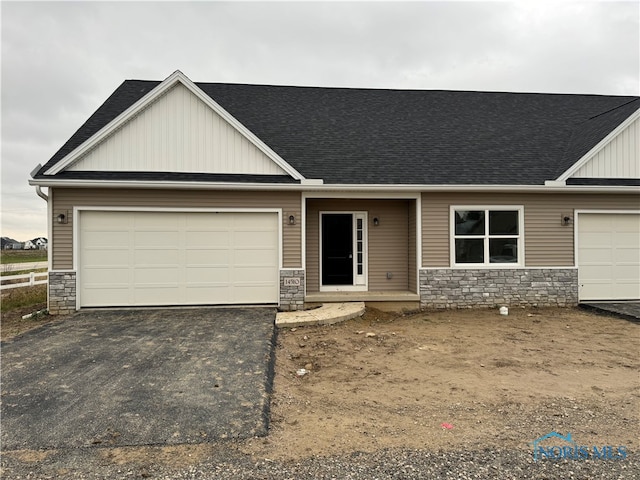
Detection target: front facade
<box><xmin>30</xmin><ymin>72</ymin><xmax>640</xmax><ymax>314</ymax></box>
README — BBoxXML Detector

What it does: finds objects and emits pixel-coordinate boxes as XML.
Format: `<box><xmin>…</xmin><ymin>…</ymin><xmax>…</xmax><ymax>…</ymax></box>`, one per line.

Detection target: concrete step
<box><xmin>276</xmin><ymin>302</ymin><xmax>366</xmax><ymax>328</ymax></box>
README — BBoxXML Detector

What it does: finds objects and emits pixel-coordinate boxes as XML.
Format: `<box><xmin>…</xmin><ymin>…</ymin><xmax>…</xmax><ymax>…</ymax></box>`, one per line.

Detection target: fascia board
<box><xmin>44</xmin><ymin>70</ymin><xmax>306</xmax><ymax>181</ymax></box>
<box><xmin>555</xmin><ymin>107</ymin><xmax>640</xmax><ymax>182</ymax></box>
<box><xmin>28</xmin><ymin>178</ymin><xmax>640</xmax><ymax>194</ymax></box>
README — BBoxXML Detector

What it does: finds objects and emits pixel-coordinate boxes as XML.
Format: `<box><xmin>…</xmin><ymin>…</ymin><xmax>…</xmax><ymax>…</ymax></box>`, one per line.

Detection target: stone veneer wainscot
<box><xmin>419</xmin><ymin>268</ymin><xmax>578</xmax><ymax>309</ymax></box>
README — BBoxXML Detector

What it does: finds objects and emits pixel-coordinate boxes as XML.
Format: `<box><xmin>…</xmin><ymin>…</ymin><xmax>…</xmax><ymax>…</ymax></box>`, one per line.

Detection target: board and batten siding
<box><xmin>421</xmin><ymin>192</ymin><xmax>640</xmax><ymax>267</ymax></box>
<box><xmin>306</xmin><ymin>199</ymin><xmax>412</xmax><ymax>293</ymax></box>
<box><xmin>572</xmin><ymin>116</ymin><xmax>639</xmax><ymax>178</ymax></box>
<box><xmin>67</xmin><ymin>83</ymin><xmax>288</xmax><ymax>176</ymax></box>
<box><xmin>51</xmin><ymin>188</ymin><xmax>301</xmax><ymax>270</ymax></box>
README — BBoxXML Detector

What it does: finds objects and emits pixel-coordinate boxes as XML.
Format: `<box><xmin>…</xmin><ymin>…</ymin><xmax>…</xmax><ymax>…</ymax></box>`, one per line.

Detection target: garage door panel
<box><xmin>234</xmin><ymin>249</ymin><xmax>278</xmax><ymax>266</ymax></box>
<box><xmin>82</xmin><ymin>250</ymin><xmax>129</xmax><ymax>266</ymax></box>
<box><xmin>614</xmin><ymin>265</ymin><xmax>640</xmax><ymax>280</ymax></box>
<box><xmin>234</xmin><ymin>266</ymin><xmax>277</xmax><ymax>282</ymax></box>
<box><xmin>186</xmin><ymin>231</ymin><xmax>230</xmax><ymax>247</ymax></box>
<box><xmin>185</xmin><ymin>286</ymin><xmax>232</xmax><ymax>304</ymax></box>
<box><xmin>616</xmin><ymin>248</ymin><xmax>640</xmax><ymax>263</ymax></box>
<box><xmin>232</xmin><ymin>285</ymin><xmax>277</xmax><ymax>303</ymax></box>
<box><xmin>186</xmin><ymin>249</ymin><xmax>230</xmax><ymax>265</ymax></box>
<box><xmin>80</xmin><ymin>211</ymin><xmax>279</xmax><ymax>307</ymax></box>
<box><xmin>83</xmin><ymin>231</ymin><xmax>130</xmax><ymax>247</ymax></box>
<box><xmin>83</xmin><ymin>287</ymin><xmax>131</xmax><ymax>306</ymax></box>
<box><xmin>233</xmin><ymin>231</ymin><xmax>278</xmax><ymax>247</ymax></box>
<box><xmin>84</xmin><ymin>212</ymin><xmax>130</xmax><ymax>228</ymax></box>
<box><xmin>134</xmin><ymin>249</ymin><xmax>180</xmax><ymax>265</ymax></box>
<box><xmin>578</xmin><ymin>213</ymin><xmax>640</xmax><ymax>301</ymax></box>
<box><xmin>186</xmin><ymin>267</ymin><xmax>230</xmax><ymax>283</ymax></box>
<box><xmin>135</xmin><ymin>287</ymin><xmax>180</xmax><ymax>304</ymax></box>
<box><xmin>580</xmin><ymin>248</ymin><xmax>612</xmax><ymax>263</ymax></box>
<box><xmin>134</xmin><ymin>231</ymin><xmax>179</xmax><ymax>246</ymax></box>
<box><xmin>134</xmin><ymin>268</ymin><xmax>180</xmax><ymax>285</ymax></box>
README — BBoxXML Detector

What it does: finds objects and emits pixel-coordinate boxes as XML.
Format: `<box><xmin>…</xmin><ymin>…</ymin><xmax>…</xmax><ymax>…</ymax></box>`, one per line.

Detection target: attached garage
<box><xmin>577</xmin><ymin>212</ymin><xmax>640</xmax><ymax>301</ymax></box>
<box><xmin>78</xmin><ymin>210</ymin><xmax>280</xmax><ymax>307</ymax></box>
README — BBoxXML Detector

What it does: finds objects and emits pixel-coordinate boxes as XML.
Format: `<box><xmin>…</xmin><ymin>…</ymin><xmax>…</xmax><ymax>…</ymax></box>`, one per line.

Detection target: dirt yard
<box><xmin>243</xmin><ymin>307</ymin><xmax>639</xmax><ymax>460</ymax></box>
<box><xmin>2</xmin><ymin>306</ymin><xmax>638</xmax><ymax>473</ymax></box>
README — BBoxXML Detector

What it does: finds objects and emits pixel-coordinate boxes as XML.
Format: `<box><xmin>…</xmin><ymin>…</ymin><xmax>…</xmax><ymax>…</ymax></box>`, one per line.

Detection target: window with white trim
<box><xmin>452</xmin><ymin>207</ymin><xmax>523</xmax><ymax>266</ymax></box>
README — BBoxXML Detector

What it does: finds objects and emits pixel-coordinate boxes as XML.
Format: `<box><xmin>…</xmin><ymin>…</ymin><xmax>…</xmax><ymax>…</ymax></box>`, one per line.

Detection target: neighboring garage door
<box><xmin>577</xmin><ymin>213</ymin><xmax>640</xmax><ymax>301</ymax></box>
<box><xmin>79</xmin><ymin>211</ymin><xmax>279</xmax><ymax>307</ymax></box>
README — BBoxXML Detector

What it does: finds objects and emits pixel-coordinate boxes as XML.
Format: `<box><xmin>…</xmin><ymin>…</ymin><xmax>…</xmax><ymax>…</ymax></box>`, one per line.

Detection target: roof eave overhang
<box><xmin>28</xmin><ymin>178</ymin><xmax>640</xmax><ymax>194</ymax></box>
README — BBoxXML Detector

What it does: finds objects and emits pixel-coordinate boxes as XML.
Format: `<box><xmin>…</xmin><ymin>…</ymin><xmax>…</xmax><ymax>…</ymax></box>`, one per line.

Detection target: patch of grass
<box><xmin>1</xmin><ymin>250</ymin><xmax>47</xmax><ymax>264</ymax></box>
<box><xmin>1</xmin><ymin>285</ymin><xmax>47</xmax><ymax>312</ymax></box>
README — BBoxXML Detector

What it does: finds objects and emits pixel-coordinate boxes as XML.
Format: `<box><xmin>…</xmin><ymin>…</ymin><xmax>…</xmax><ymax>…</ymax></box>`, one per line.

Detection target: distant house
<box><xmin>33</xmin><ymin>237</ymin><xmax>48</xmax><ymax>250</ymax></box>
<box><xmin>1</xmin><ymin>237</ymin><xmax>18</xmax><ymax>249</ymax></box>
<box><xmin>23</xmin><ymin>238</ymin><xmax>48</xmax><ymax>250</ymax></box>
<box><xmin>29</xmin><ymin>71</ymin><xmax>640</xmax><ymax>314</ymax></box>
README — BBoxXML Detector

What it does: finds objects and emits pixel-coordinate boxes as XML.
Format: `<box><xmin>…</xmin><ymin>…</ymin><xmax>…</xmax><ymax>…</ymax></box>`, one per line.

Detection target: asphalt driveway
<box><xmin>1</xmin><ymin>308</ymin><xmax>276</xmax><ymax>450</ymax></box>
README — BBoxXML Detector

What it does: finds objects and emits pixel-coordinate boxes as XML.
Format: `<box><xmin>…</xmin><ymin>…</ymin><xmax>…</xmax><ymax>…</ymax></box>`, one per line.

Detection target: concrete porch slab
<box><xmin>276</xmin><ymin>302</ymin><xmax>366</xmax><ymax>328</ymax></box>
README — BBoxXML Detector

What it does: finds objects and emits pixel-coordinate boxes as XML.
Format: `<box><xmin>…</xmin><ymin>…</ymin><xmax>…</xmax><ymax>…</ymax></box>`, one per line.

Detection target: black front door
<box><xmin>322</xmin><ymin>214</ymin><xmax>353</xmax><ymax>285</ymax></box>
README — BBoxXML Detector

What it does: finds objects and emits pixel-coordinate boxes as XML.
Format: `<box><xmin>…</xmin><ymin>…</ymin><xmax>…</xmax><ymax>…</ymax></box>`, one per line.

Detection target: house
<box><xmin>1</xmin><ymin>237</ymin><xmax>18</xmax><ymax>249</ymax></box>
<box><xmin>23</xmin><ymin>240</ymin><xmax>36</xmax><ymax>250</ymax></box>
<box><xmin>32</xmin><ymin>237</ymin><xmax>48</xmax><ymax>250</ymax></box>
<box><xmin>29</xmin><ymin>71</ymin><xmax>640</xmax><ymax>315</ymax></box>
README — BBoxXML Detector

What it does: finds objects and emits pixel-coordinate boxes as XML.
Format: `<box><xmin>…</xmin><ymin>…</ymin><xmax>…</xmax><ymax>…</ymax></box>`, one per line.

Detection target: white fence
<box><xmin>1</xmin><ymin>271</ymin><xmax>48</xmax><ymax>290</ymax></box>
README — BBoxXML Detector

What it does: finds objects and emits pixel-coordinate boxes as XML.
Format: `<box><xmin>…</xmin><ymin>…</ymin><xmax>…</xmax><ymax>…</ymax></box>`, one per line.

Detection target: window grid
<box><xmin>452</xmin><ymin>207</ymin><xmax>523</xmax><ymax>267</ymax></box>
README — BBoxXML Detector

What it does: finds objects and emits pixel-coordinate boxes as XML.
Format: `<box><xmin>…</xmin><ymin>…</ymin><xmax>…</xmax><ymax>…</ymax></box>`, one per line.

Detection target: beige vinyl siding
<box><xmin>51</xmin><ymin>188</ymin><xmax>301</xmax><ymax>270</ymax></box>
<box><xmin>421</xmin><ymin>192</ymin><xmax>640</xmax><ymax>267</ymax></box>
<box><xmin>306</xmin><ymin>199</ymin><xmax>412</xmax><ymax>293</ymax></box>
<box><xmin>68</xmin><ymin>84</ymin><xmax>288</xmax><ymax>176</ymax></box>
<box><xmin>572</xmin><ymin>116</ymin><xmax>639</xmax><ymax>178</ymax></box>
<box><xmin>408</xmin><ymin>201</ymin><xmax>417</xmax><ymax>293</ymax></box>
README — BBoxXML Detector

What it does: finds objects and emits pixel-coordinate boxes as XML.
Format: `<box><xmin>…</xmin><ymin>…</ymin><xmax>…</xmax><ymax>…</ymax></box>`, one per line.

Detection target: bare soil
<box><xmin>2</xmin><ymin>306</ymin><xmax>638</xmax><ymax>472</ymax></box>
<box><xmin>243</xmin><ymin>307</ymin><xmax>639</xmax><ymax>460</ymax></box>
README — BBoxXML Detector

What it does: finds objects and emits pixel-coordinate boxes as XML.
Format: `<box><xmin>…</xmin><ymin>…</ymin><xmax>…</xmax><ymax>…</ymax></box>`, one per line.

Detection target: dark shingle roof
<box><xmin>35</xmin><ymin>80</ymin><xmax>639</xmax><ymax>186</ymax></box>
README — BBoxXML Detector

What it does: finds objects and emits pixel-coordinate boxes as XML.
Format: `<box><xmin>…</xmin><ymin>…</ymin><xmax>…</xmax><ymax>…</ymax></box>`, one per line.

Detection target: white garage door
<box><xmin>577</xmin><ymin>213</ymin><xmax>640</xmax><ymax>301</ymax></box>
<box><xmin>79</xmin><ymin>211</ymin><xmax>279</xmax><ymax>307</ymax></box>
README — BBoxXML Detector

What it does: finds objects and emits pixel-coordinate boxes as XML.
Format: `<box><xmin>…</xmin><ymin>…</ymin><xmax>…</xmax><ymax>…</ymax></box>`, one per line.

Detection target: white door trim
<box><xmin>319</xmin><ymin>211</ymin><xmax>368</xmax><ymax>292</ymax></box>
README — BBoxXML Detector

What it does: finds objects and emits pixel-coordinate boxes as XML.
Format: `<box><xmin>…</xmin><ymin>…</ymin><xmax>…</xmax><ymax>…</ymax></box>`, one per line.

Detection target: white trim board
<box><xmin>30</xmin><ymin>177</ymin><xmax>640</xmax><ymax>194</ymax></box>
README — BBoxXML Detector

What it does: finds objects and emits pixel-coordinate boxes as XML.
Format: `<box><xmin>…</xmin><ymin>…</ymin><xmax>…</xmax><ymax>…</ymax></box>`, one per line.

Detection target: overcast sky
<box><xmin>1</xmin><ymin>1</ymin><xmax>638</xmax><ymax>241</ymax></box>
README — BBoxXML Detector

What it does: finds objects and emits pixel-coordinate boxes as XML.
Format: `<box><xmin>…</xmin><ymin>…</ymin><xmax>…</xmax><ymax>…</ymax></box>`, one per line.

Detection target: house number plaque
<box><xmin>284</xmin><ymin>277</ymin><xmax>301</xmax><ymax>286</ymax></box>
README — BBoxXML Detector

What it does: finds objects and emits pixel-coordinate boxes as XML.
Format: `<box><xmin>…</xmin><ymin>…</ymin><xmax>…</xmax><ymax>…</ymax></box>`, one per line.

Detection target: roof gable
<box><xmin>43</xmin><ymin>71</ymin><xmax>304</xmax><ymax>180</ymax></box>
<box><xmin>557</xmin><ymin>107</ymin><xmax>640</xmax><ymax>181</ymax></box>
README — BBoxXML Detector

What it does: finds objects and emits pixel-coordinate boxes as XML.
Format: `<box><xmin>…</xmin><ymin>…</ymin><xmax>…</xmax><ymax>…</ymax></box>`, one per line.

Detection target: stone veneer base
<box><xmin>419</xmin><ymin>268</ymin><xmax>578</xmax><ymax>309</ymax></box>
<box><xmin>279</xmin><ymin>269</ymin><xmax>305</xmax><ymax>311</ymax></box>
<box><xmin>48</xmin><ymin>271</ymin><xmax>77</xmax><ymax>315</ymax></box>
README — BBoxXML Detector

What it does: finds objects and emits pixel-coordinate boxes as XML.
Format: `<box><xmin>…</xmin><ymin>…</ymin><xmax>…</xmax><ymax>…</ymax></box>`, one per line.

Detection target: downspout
<box><xmin>31</xmin><ymin>165</ymin><xmax>49</xmax><ymax>201</ymax></box>
<box><xmin>35</xmin><ymin>185</ymin><xmax>48</xmax><ymax>201</ymax></box>
<box><xmin>31</xmin><ymin>165</ymin><xmax>51</xmax><ymax>312</ymax></box>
